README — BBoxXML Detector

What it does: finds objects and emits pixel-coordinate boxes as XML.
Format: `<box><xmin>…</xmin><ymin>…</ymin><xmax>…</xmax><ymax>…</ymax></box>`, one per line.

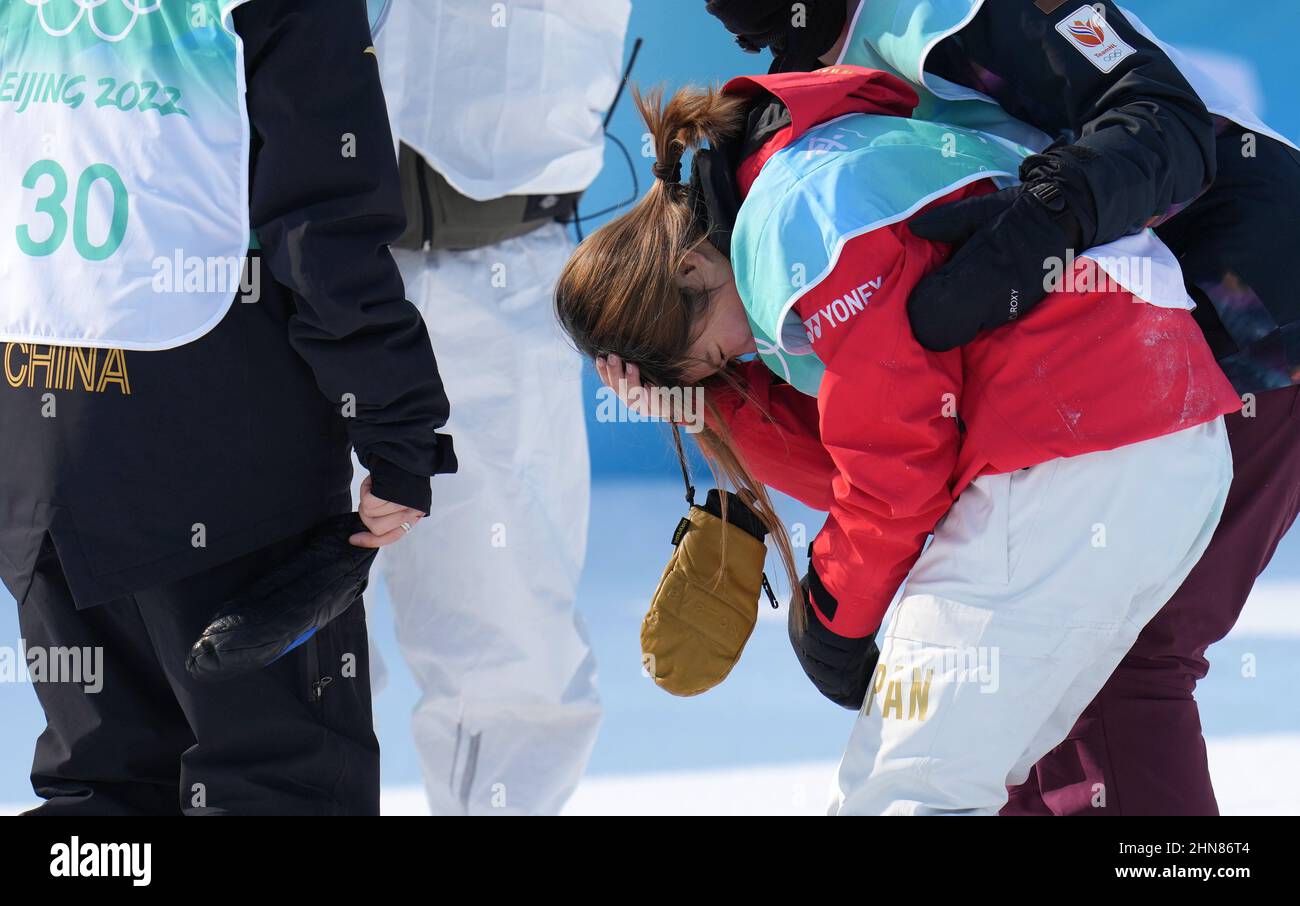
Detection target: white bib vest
<box><xmin>1116</xmin><ymin>5</ymin><xmax>1297</xmax><ymax>153</ymax></box>
<box><xmin>0</xmin><ymin>0</ymin><xmax>253</xmax><ymax>351</ymax></box>
<box><xmin>838</xmin><ymin>1</ymin><xmax>1297</xmax><ymax>155</ymax></box>
<box><xmin>374</xmin><ymin>0</ymin><xmax>631</xmax><ymax>200</ymax></box>
<box><xmin>733</xmin><ymin>112</ymin><xmax>1196</xmax><ymax>397</ymax></box>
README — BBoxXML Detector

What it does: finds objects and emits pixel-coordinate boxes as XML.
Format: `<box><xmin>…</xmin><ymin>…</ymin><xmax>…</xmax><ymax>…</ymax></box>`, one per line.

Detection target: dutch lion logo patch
<box><xmin>1055</xmin><ymin>6</ymin><xmax>1137</xmax><ymax>73</ymax></box>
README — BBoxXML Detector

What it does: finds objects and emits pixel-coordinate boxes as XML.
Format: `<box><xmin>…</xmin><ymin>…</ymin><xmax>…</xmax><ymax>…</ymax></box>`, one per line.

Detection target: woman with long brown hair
<box><xmin>555</xmin><ymin>65</ymin><xmax>1239</xmax><ymax>815</ymax></box>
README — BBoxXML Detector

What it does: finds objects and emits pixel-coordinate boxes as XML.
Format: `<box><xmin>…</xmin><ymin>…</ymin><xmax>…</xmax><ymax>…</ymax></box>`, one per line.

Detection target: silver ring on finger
<box><xmin>400</xmin><ymin>521</ymin><xmax>414</xmax><ymax>535</ymax></box>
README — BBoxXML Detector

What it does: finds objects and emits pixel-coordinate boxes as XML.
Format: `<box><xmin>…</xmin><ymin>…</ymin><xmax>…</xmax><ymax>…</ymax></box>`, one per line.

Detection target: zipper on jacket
<box><xmin>305</xmin><ymin>638</ymin><xmax>331</xmax><ymax>709</ymax></box>
<box><xmin>311</xmin><ymin>675</ymin><xmax>333</xmax><ymax>706</ymax></box>
<box><xmin>415</xmin><ymin>162</ymin><xmax>434</xmax><ymax>251</ymax></box>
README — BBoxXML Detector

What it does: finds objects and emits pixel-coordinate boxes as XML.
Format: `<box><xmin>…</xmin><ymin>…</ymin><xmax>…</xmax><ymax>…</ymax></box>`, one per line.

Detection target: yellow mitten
<box><xmin>641</xmin><ymin>489</ymin><xmax>770</xmax><ymax>696</ymax></box>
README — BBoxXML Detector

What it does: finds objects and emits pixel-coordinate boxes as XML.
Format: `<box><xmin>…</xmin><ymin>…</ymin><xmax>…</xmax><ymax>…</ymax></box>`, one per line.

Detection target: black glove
<box><xmin>186</xmin><ymin>513</ymin><xmax>377</xmax><ymax>681</ymax></box>
<box><xmin>906</xmin><ymin>146</ymin><xmax>1099</xmax><ymax>351</ymax></box>
<box><xmin>788</xmin><ymin>563</ymin><xmax>880</xmax><ymax>710</ymax></box>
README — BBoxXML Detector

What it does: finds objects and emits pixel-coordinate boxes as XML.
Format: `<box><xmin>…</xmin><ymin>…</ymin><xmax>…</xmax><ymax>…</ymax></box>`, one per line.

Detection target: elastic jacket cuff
<box><xmin>368</xmin><ymin>458</ymin><xmax>432</xmax><ymax>516</ymax></box>
<box><xmin>805</xmin><ymin>557</ymin><xmax>841</xmax><ymax>626</ymax></box>
<box><xmin>1020</xmin><ymin>145</ymin><xmax>1099</xmax><ymax>250</ymax></box>
<box><xmin>700</xmin><ymin>489</ymin><xmax>768</xmax><ymax>541</ymax></box>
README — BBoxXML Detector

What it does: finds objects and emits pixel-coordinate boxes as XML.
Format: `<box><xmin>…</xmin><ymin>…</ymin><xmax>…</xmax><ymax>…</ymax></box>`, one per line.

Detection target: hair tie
<box><xmin>652</xmin><ymin>158</ymin><xmax>683</xmax><ymax>184</ymax></box>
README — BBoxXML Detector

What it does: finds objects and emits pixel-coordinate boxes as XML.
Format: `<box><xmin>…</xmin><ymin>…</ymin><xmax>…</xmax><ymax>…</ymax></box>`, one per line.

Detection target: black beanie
<box><xmin>705</xmin><ymin>0</ymin><xmax>848</xmax><ymax>63</ymax></box>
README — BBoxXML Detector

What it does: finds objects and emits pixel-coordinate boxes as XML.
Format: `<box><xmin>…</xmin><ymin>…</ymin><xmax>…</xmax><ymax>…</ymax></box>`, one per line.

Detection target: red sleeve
<box><xmin>707</xmin><ymin>361</ymin><xmax>837</xmax><ymax>512</ymax></box>
<box><xmin>800</xmin><ymin>225</ymin><xmax>964</xmax><ymax>638</ymax></box>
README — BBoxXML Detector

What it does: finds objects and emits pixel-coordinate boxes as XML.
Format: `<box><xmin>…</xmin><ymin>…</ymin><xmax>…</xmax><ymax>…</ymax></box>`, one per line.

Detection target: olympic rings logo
<box><xmin>26</xmin><ymin>0</ymin><xmax>162</xmax><ymax>43</ymax></box>
<box><xmin>755</xmin><ymin>337</ymin><xmax>793</xmax><ymax>383</ymax></box>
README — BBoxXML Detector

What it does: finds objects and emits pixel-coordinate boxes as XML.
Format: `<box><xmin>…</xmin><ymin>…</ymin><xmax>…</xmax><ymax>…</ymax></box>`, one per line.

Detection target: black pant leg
<box><xmin>18</xmin><ymin>539</ymin><xmax>191</xmax><ymax>816</ymax></box>
<box><xmin>130</xmin><ymin>534</ymin><xmax>380</xmax><ymax>816</ymax></box>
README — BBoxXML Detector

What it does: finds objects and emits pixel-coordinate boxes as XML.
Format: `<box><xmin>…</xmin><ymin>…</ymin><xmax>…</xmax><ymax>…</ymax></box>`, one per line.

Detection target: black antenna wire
<box><xmin>605</xmin><ymin>36</ymin><xmax>643</xmax><ymax>128</ymax></box>
<box><xmin>571</xmin><ymin>37</ymin><xmax>645</xmax><ymax>241</ymax></box>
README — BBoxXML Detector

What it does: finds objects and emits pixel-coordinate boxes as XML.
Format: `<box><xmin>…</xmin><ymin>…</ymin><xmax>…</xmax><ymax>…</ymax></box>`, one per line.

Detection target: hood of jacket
<box><xmin>688</xmin><ymin>66</ymin><xmax>920</xmax><ymax>256</ymax></box>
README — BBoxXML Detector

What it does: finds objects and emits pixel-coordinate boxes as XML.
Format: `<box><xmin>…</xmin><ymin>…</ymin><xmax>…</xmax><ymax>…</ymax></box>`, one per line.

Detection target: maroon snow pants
<box><xmin>1002</xmin><ymin>385</ymin><xmax>1300</xmax><ymax>816</ymax></box>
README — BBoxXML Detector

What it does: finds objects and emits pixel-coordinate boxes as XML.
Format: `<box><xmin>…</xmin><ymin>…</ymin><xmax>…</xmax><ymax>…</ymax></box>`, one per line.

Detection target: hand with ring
<box><xmin>349</xmin><ymin>475</ymin><xmax>425</xmax><ymax>548</ymax></box>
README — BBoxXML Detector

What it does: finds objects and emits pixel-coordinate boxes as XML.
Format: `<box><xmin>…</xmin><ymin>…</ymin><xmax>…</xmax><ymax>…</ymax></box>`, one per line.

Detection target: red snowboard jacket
<box><xmin>710</xmin><ymin>67</ymin><xmax>1241</xmax><ymax>638</ymax></box>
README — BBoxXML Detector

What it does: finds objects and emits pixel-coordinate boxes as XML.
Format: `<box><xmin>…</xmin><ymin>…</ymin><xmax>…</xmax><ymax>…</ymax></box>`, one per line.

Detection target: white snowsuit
<box><xmin>367</xmin><ymin>0</ymin><xmax>631</xmax><ymax>815</ymax></box>
<box><xmin>832</xmin><ymin>418</ymin><xmax>1233</xmax><ymax>815</ymax></box>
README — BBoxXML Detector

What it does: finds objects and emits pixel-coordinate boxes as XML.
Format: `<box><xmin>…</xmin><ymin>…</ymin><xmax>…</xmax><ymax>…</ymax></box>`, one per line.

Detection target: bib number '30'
<box><xmin>17</xmin><ymin>159</ymin><xmax>128</xmax><ymax>261</ymax></box>
<box><xmin>0</xmin><ymin>0</ymin><xmax>254</xmax><ymax>351</ymax></box>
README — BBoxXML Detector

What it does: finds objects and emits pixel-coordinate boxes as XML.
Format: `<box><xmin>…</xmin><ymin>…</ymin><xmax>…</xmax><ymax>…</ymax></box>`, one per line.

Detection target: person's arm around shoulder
<box><xmin>908</xmin><ymin>0</ymin><xmax>1217</xmax><ymax>350</ymax></box>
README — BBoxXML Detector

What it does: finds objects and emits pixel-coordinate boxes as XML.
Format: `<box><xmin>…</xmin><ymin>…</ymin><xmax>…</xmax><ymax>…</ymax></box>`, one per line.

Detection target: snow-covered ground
<box><xmin>6</xmin><ymin>739</ymin><xmax>1299</xmax><ymax>816</ymax></box>
<box><xmin>376</xmin><ymin>734</ymin><xmax>1300</xmax><ymax>816</ymax></box>
<box><xmin>1</xmin><ymin>478</ymin><xmax>1296</xmax><ymax>816</ymax></box>
<box><xmin>378</xmin><ymin>482</ymin><xmax>1300</xmax><ymax>816</ymax></box>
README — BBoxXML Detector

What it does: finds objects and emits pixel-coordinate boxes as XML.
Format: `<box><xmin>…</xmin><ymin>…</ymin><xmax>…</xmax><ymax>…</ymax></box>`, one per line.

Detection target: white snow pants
<box><xmin>831</xmin><ymin>417</ymin><xmax>1233</xmax><ymax>816</ymax></box>
<box><xmin>376</xmin><ymin>224</ymin><xmax>600</xmax><ymax>815</ymax></box>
